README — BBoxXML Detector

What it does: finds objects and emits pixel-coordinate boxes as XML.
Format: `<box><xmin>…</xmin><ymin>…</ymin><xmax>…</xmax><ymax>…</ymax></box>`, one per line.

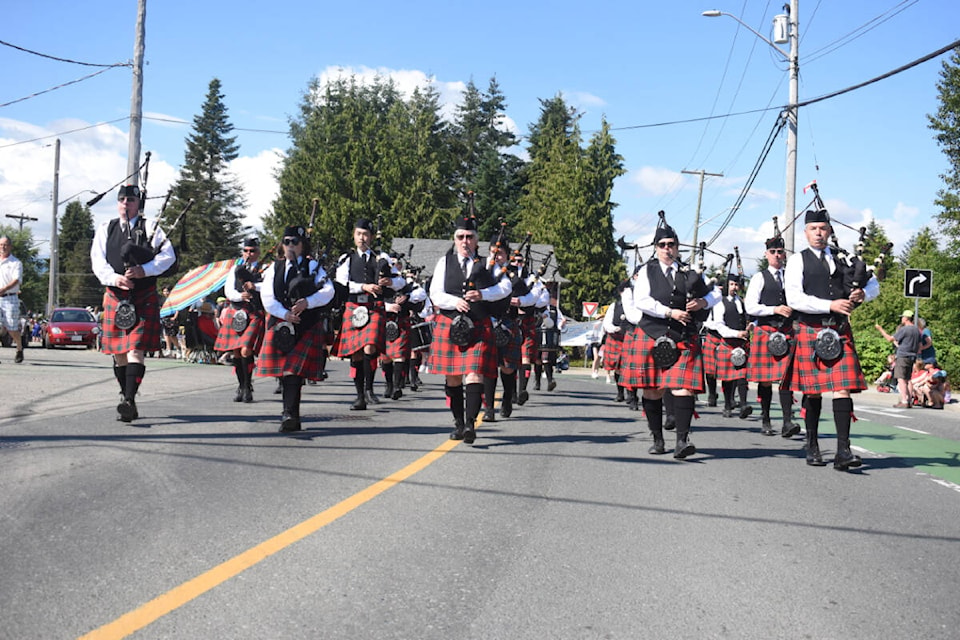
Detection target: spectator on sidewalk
<box><xmin>876</xmin><ymin>310</ymin><xmax>921</xmax><ymax>409</ymax></box>
<box><xmin>917</xmin><ymin>317</ymin><xmax>937</xmax><ymax>364</ymax></box>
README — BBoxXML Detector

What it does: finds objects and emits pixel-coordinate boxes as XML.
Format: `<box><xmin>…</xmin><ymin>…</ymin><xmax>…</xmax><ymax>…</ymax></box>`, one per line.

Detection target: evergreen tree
<box><xmin>162</xmin><ymin>77</ymin><xmax>246</xmax><ymax>279</ymax></box>
<box><xmin>58</xmin><ymin>200</ymin><xmax>100</xmax><ymax>307</ymax></box>
<box><xmin>928</xmin><ymin>48</ymin><xmax>960</xmax><ymax>252</ymax></box>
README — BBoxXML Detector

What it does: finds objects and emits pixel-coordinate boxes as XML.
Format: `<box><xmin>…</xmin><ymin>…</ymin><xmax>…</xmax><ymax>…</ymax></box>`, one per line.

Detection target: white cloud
<box><xmin>629</xmin><ymin>166</ymin><xmax>685</xmax><ymax>196</ymax></box>
<box><xmin>562</xmin><ymin>90</ymin><xmax>606</xmax><ymax>109</ymax></box>
<box><xmin>230</xmin><ymin>149</ymin><xmax>284</xmax><ymax>232</ymax></box>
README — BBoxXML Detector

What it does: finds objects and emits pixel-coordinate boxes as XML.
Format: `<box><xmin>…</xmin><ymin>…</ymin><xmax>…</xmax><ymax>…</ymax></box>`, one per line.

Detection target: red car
<box><xmin>43</xmin><ymin>307</ymin><xmax>100</xmax><ymax>349</ymax></box>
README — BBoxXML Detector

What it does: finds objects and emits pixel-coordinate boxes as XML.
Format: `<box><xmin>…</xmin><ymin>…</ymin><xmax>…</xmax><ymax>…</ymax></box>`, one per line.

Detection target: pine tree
<box><xmin>161</xmin><ymin>78</ymin><xmax>246</xmax><ymax>279</ymax></box>
<box><xmin>58</xmin><ymin>200</ymin><xmax>100</xmax><ymax>307</ymax></box>
<box><xmin>928</xmin><ymin>48</ymin><xmax>960</xmax><ymax>253</ymax></box>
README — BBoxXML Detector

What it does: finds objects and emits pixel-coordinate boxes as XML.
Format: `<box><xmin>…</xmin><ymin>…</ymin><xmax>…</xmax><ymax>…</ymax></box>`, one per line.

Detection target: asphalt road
<box><xmin>1</xmin><ymin>346</ymin><xmax>959</xmax><ymax>639</ymax></box>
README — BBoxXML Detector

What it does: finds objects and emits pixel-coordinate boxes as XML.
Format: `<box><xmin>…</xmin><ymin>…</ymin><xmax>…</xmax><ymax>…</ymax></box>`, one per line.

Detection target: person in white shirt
<box><xmin>0</xmin><ymin>235</ymin><xmax>24</xmax><ymax>363</ymax></box>
<box><xmin>704</xmin><ymin>274</ymin><xmax>753</xmax><ymax>420</ymax></box>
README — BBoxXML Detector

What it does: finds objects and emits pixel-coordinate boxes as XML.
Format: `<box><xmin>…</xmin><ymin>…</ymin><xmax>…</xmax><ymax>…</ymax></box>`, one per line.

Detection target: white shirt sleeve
<box><xmin>744</xmin><ymin>271</ymin><xmax>774</xmax><ymax>317</ymax></box>
<box><xmin>429</xmin><ymin>257</ymin><xmax>461</xmax><ymax>311</ymax></box>
<box><xmin>305</xmin><ymin>262</ymin><xmax>335</xmax><ymax>309</ymax></box>
<box><xmin>224</xmin><ymin>260</ymin><xmax>244</xmax><ymax>302</ymax></box>
<box><xmin>260</xmin><ymin>263</ymin><xmax>286</xmax><ymax>319</ymax></box>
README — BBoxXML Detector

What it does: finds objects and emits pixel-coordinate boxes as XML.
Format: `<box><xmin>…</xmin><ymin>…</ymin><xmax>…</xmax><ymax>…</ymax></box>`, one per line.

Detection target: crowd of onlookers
<box><xmin>874</xmin><ymin>314</ymin><xmax>950</xmax><ymax>409</ymax></box>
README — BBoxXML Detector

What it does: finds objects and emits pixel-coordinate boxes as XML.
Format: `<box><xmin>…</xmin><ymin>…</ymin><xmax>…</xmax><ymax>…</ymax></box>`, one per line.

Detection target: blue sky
<box><xmin>1</xmin><ymin>0</ymin><xmax>956</xmax><ymax>273</ymax></box>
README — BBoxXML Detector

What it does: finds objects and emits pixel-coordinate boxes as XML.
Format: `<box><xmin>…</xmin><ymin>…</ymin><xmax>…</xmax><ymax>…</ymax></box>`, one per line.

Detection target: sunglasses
<box><xmin>768</xmin><ymin>249</ymin><xmax>786</xmax><ymax>255</ymax></box>
<box><xmin>455</xmin><ymin>234</ymin><xmax>476</xmax><ymax>240</ymax></box>
<box><xmin>282</xmin><ymin>237</ymin><xmax>301</xmax><ymax>246</ymax></box>
<box><xmin>242</xmin><ymin>248</ymin><xmax>259</xmax><ymax>253</ymax></box>
<box><xmin>657</xmin><ymin>241</ymin><xmax>676</xmax><ymax>248</ymax></box>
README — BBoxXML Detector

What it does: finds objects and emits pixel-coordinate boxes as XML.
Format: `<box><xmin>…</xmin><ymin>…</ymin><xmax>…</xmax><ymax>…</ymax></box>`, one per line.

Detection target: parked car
<box><xmin>43</xmin><ymin>307</ymin><xmax>99</xmax><ymax>349</ymax></box>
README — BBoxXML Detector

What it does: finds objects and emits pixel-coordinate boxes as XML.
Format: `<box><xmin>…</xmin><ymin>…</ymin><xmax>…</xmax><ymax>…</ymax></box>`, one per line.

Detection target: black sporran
<box><xmin>494</xmin><ymin>321</ymin><xmax>512</xmax><ymax>348</ymax></box>
<box><xmin>114</xmin><ymin>300</ymin><xmax>138</xmax><ymax>330</ymax></box>
<box><xmin>814</xmin><ymin>327</ymin><xmax>843</xmax><ymax>362</ymax></box>
<box><xmin>652</xmin><ymin>335</ymin><xmax>680</xmax><ymax>369</ymax></box>
<box><xmin>274</xmin><ymin>321</ymin><xmax>297</xmax><ymax>354</ymax></box>
<box><xmin>767</xmin><ymin>331</ymin><xmax>790</xmax><ymax>357</ymax></box>
<box><xmin>385</xmin><ymin>319</ymin><xmax>400</xmax><ymax>342</ymax></box>
<box><xmin>450</xmin><ymin>314</ymin><xmax>476</xmax><ymax>347</ymax></box>
<box><xmin>231</xmin><ymin>308</ymin><xmax>249</xmax><ymax>333</ymax></box>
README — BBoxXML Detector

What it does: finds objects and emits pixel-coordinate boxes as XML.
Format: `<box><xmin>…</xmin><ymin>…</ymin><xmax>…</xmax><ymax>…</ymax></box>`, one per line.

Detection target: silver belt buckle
<box><xmin>356</xmin><ymin>294</ymin><xmax>369</xmax><ymax>304</ymax></box>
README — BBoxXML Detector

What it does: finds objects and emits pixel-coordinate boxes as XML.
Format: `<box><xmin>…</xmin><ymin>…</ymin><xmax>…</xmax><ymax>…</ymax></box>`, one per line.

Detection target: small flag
<box><xmin>802</xmin><ymin>180</ymin><xmax>817</xmax><ymax>194</ymax></box>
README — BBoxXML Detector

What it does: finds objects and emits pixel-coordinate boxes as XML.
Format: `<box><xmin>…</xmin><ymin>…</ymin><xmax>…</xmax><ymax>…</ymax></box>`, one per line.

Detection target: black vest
<box><xmin>348</xmin><ymin>251</ymin><xmax>378</xmax><ymax>284</ymax></box>
<box><xmin>233</xmin><ymin>261</ymin><xmax>264</xmax><ymax>309</ymax></box>
<box><xmin>638</xmin><ymin>261</ymin><xmax>696</xmax><ymax>339</ymax></box>
<box><xmin>721</xmin><ymin>297</ymin><xmax>747</xmax><ymax>331</ymax></box>
<box><xmin>797</xmin><ymin>248</ymin><xmax>849</xmax><ymax>324</ymax></box>
<box><xmin>272</xmin><ymin>258</ymin><xmax>320</xmax><ymax>330</ymax></box>
<box><xmin>756</xmin><ymin>269</ymin><xmax>789</xmax><ymax>327</ymax></box>
<box><xmin>443</xmin><ymin>252</ymin><xmax>495</xmax><ymax>320</ymax></box>
<box><xmin>106</xmin><ymin>217</ymin><xmax>156</xmax><ymax>292</ymax></box>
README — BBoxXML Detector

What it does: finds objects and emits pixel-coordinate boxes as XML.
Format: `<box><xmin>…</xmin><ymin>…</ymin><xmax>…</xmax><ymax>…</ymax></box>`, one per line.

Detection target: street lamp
<box><xmin>57</xmin><ymin>189</ymin><xmax>98</xmax><ymax>207</ymax></box>
<box><xmin>703</xmin><ymin>2</ymin><xmax>799</xmax><ymax>254</ymax></box>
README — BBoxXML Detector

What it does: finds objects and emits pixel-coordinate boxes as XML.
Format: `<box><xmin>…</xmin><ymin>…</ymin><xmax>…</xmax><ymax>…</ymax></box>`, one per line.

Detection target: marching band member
<box><xmin>602</xmin><ymin>279</ymin><xmax>633</xmax><ymax>404</ymax></box>
<box><xmin>621</xmin><ymin>222</ymin><xmax>720</xmax><ymax>459</ymax></box>
<box><xmin>782</xmin><ymin>209</ymin><xmax>879</xmax><ymax>469</ymax></box>
<box><xmin>381</xmin><ymin>259</ymin><xmax>427</xmax><ymax>400</ymax></box>
<box><xmin>91</xmin><ymin>185</ymin><xmax>176</xmax><ymax>423</ymax></box>
<box><xmin>704</xmin><ymin>274</ymin><xmax>753</xmax><ymax>419</ymax></box>
<box><xmin>256</xmin><ymin>225</ymin><xmax>334</xmax><ymax>432</ymax></box>
<box><xmin>215</xmin><ymin>237</ymin><xmax>266</xmax><ymax>403</ymax></box>
<box><xmin>482</xmin><ymin>233</ymin><xmax>520</xmax><ymax>421</ymax></box>
<box><xmin>428</xmin><ymin>216</ymin><xmax>511</xmax><ymax>443</ymax></box>
<box><xmin>335</xmin><ymin>218</ymin><xmax>404</xmax><ymax>410</ymax></box>
<box><xmin>744</xmin><ymin>235</ymin><xmax>800</xmax><ymax>436</ymax></box>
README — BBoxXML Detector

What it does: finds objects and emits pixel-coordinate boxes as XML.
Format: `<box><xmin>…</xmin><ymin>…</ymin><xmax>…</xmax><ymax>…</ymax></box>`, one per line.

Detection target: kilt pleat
<box><xmin>214</xmin><ymin>304</ymin><xmax>265</xmax><ymax>353</ymax></box>
<box><xmin>255</xmin><ymin>317</ymin><xmax>326</xmax><ymax>379</ymax></box>
<box><xmin>701</xmin><ymin>332</ymin><xmax>722</xmax><ymax>377</ymax></box>
<box><xmin>429</xmin><ymin>314</ymin><xmax>498</xmax><ymax>379</ymax></box>
<box><xmin>621</xmin><ymin>327</ymin><xmax>704</xmax><ymax>392</ymax></box>
<box><xmin>519</xmin><ymin>314</ymin><xmax>538</xmax><ymax>362</ymax></box>
<box><xmin>746</xmin><ymin>324</ymin><xmax>793</xmax><ymax>383</ymax></box>
<box><xmin>100</xmin><ymin>287</ymin><xmax>162</xmax><ymax>354</ymax></box>
<box><xmin>335</xmin><ymin>302</ymin><xmax>386</xmax><ymax>357</ymax></box>
<box><xmin>782</xmin><ymin>323</ymin><xmax>866</xmax><ymax>394</ymax></box>
<box><xmin>495</xmin><ymin>317</ymin><xmax>522</xmax><ymax>369</ymax></box>
<box><xmin>713</xmin><ymin>337</ymin><xmax>749</xmax><ymax>381</ymax></box>
<box><xmin>602</xmin><ymin>331</ymin><xmax>625</xmax><ymax>371</ymax></box>
<box><xmin>385</xmin><ymin>315</ymin><xmax>412</xmax><ymax>360</ymax></box>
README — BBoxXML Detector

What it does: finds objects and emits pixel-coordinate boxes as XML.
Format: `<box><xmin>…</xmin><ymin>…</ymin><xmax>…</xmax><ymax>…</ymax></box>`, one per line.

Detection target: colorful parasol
<box><xmin>160</xmin><ymin>259</ymin><xmax>238</xmax><ymax>317</ymax></box>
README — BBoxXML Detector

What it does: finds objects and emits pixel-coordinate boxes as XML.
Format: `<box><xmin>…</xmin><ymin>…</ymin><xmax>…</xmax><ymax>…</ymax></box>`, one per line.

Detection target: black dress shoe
<box><xmin>834</xmin><ymin>449</ymin><xmax>862</xmax><ymax>471</ymax></box>
<box><xmin>365</xmin><ymin>390</ymin><xmax>381</xmax><ymax>405</ymax></box>
<box><xmin>234</xmin><ymin>385</ymin><xmax>244</xmax><ymax>402</ymax></box>
<box><xmin>534</xmin><ymin>382</ymin><xmax>541</xmax><ymax>391</ymax></box>
<box><xmin>664</xmin><ymin>416</ymin><xmax>676</xmax><ymax>431</ymax></box>
<box><xmin>280</xmin><ymin>413</ymin><xmax>301</xmax><ymax>432</ymax></box>
<box><xmin>243</xmin><ymin>385</ymin><xmax>253</xmax><ymax>403</ymax></box>
<box><xmin>383</xmin><ymin>383</ymin><xmax>394</xmax><ymax>398</ymax></box>
<box><xmin>648</xmin><ymin>438</ymin><xmax>666</xmax><ymax>455</ymax></box>
<box><xmin>806</xmin><ymin>439</ymin><xmax>826</xmax><ymax>466</ymax></box>
<box><xmin>615</xmin><ymin>390</ymin><xmax>625</xmax><ymax>402</ymax></box>
<box><xmin>483</xmin><ymin>408</ymin><xmax>496</xmax><ymax>422</ymax></box>
<box><xmin>350</xmin><ymin>397</ymin><xmax>367</xmax><ymax>411</ymax></box>
<box><xmin>739</xmin><ymin>405</ymin><xmax>753</xmax><ymax>419</ymax></box>
<box><xmin>14</xmin><ymin>350</ymin><xmax>23</xmax><ymax>363</ymax></box>
<box><xmin>391</xmin><ymin>388</ymin><xmax>403</xmax><ymax>400</ymax></box>
<box><xmin>547</xmin><ymin>379</ymin><xmax>557</xmax><ymax>392</ymax></box>
<box><xmin>722</xmin><ymin>408</ymin><xmax>733</xmax><ymax>418</ymax></box>
<box><xmin>463</xmin><ymin>427</ymin><xmax>477</xmax><ymax>444</ymax></box>
<box><xmin>517</xmin><ymin>390</ymin><xmax>529</xmax><ymax>405</ymax></box>
<box><xmin>627</xmin><ymin>400</ymin><xmax>639</xmax><ymax>412</ymax></box>
<box><xmin>674</xmin><ymin>438</ymin><xmax>696</xmax><ymax>459</ymax></box>
<box><xmin>274</xmin><ymin>380</ymin><xmax>282</xmax><ymax>395</ymax></box>
<box><xmin>761</xmin><ymin>421</ymin><xmax>776</xmax><ymax>436</ymax></box>
<box><xmin>781</xmin><ymin>422</ymin><xmax>801</xmax><ymax>438</ymax></box>
<box><xmin>450</xmin><ymin>423</ymin><xmax>466</xmax><ymax>440</ymax></box>
<box><xmin>117</xmin><ymin>399</ymin><xmax>138</xmax><ymax>423</ymax></box>
<box><xmin>501</xmin><ymin>394</ymin><xmax>513</xmax><ymax>418</ymax></box>
<box><xmin>707</xmin><ymin>394</ymin><xmax>718</xmax><ymax>407</ymax></box>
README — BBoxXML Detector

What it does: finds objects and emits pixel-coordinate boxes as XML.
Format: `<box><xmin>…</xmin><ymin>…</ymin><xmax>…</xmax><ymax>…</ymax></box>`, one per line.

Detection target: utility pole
<box><xmin>47</xmin><ymin>138</ymin><xmax>60</xmax><ymax>317</ymax></box>
<box><xmin>126</xmin><ymin>0</ymin><xmax>147</xmax><ymax>186</ymax></box>
<box><xmin>681</xmin><ymin>169</ymin><xmax>723</xmax><ymax>260</ymax></box>
<box><xmin>5</xmin><ymin>213</ymin><xmax>38</xmax><ymax>231</ymax></box>
<box><xmin>783</xmin><ymin>0</ymin><xmax>800</xmax><ymax>254</ymax></box>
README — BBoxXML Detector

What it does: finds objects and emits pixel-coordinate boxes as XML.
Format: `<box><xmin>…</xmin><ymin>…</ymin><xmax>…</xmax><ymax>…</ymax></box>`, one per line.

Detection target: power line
<box><xmin>0</xmin><ymin>38</ymin><xmax>130</xmax><ymax>68</ymax></box>
<box><xmin>0</xmin><ymin>66</ymin><xmax>125</xmax><ymax>109</ymax></box>
<box><xmin>0</xmin><ymin>118</ymin><xmax>128</xmax><ymax>150</ymax></box>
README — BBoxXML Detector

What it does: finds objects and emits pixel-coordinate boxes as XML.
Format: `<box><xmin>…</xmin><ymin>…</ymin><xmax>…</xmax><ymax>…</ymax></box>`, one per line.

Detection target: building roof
<box><xmin>390</xmin><ymin>237</ymin><xmax>569</xmax><ymax>284</ymax></box>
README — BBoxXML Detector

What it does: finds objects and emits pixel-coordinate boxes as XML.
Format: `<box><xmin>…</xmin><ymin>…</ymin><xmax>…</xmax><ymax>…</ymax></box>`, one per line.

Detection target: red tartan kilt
<box><xmin>701</xmin><ymin>332</ymin><xmax>722</xmax><ymax>376</ymax></box>
<box><xmin>214</xmin><ymin>304</ymin><xmax>265</xmax><ymax>353</ymax></box>
<box><xmin>496</xmin><ymin>317</ymin><xmax>522</xmax><ymax>369</ymax></box>
<box><xmin>747</xmin><ymin>324</ymin><xmax>793</xmax><ymax>383</ymax></box>
<box><xmin>782</xmin><ymin>323</ymin><xmax>866</xmax><ymax>394</ymax></box>
<box><xmin>714</xmin><ymin>337</ymin><xmax>749</xmax><ymax>381</ymax></box>
<box><xmin>519</xmin><ymin>314</ymin><xmax>538</xmax><ymax>362</ymax></box>
<box><xmin>621</xmin><ymin>327</ymin><xmax>704</xmax><ymax>392</ymax></box>
<box><xmin>334</xmin><ymin>302</ymin><xmax>386</xmax><ymax>357</ymax></box>
<box><xmin>429</xmin><ymin>314</ymin><xmax>498</xmax><ymax>379</ymax></box>
<box><xmin>602</xmin><ymin>331</ymin><xmax>624</xmax><ymax>370</ymax></box>
<box><xmin>100</xmin><ymin>287</ymin><xmax>162</xmax><ymax>354</ymax></box>
<box><xmin>255</xmin><ymin>317</ymin><xmax>326</xmax><ymax>379</ymax></box>
<box><xmin>385</xmin><ymin>315</ymin><xmax>412</xmax><ymax>360</ymax></box>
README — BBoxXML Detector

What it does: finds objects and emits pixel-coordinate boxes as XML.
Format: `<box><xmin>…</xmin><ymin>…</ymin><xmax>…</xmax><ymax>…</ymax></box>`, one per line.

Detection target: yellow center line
<box><xmin>79</xmin><ymin>437</ymin><xmax>463</xmax><ymax>640</ymax></box>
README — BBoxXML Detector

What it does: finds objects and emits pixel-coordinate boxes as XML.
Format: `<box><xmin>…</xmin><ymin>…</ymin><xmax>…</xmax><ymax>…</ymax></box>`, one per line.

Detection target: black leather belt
<box><xmin>1</xmin><ymin>293</ymin><xmax>18</xmax><ymax>297</ymax></box>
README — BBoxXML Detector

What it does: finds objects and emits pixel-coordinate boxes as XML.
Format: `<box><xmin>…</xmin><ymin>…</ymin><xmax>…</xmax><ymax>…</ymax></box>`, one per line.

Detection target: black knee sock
<box><xmin>545</xmin><ymin>364</ymin><xmax>554</xmax><ymax>381</ymax></box>
<box><xmin>500</xmin><ymin>370</ymin><xmax>516</xmax><ymax>401</ymax></box>
<box><xmin>114</xmin><ymin>364</ymin><xmax>127</xmax><ymax>394</ymax></box>
<box><xmin>534</xmin><ymin>363</ymin><xmax>543</xmax><ymax>384</ymax></box>
<box><xmin>706</xmin><ymin>374</ymin><xmax>717</xmax><ymax>397</ymax></box>
<box><xmin>738</xmin><ymin>380</ymin><xmax>749</xmax><ymax>406</ymax></box>
<box><xmin>483</xmin><ymin>376</ymin><xmax>497</xmax><ymax>409</ymax></box>
<box><xmin>363</xmin><ymin>354</ymin><xmax>375</xmax><ymax>391</ymax></box>
<box><xmin>642</xmin><ymin>397</ymin><xmax>664</xmax><ymax>437</ymax></box>
<box><xmin>662</xmin><ymin>389</ymin><xmax>675</xmax><ymax>420</ymax></box>
<box><xmin>520</xmin><ymin>365</ymin><xmax>531</xmax><ymax>391</ymax></box>
<box><xmin>382</xmin><ymin>361</ymin><xmax>394</xmax><ymax>385</ymax></box>
<box><xmin>392</xmin><ymin>362</ymin><xmax>404</xmax><ymax>392</ymax></box>
<box><xmin>758</xmin><ymin>384</ymin><xmax>773</xmax><ymax>419</ymax></box>
<box><xmin>465</xmin><ymin>383</ymin><xmax>484</xmax><ymax>423</ymax></box>
<box><xmin>833</xmin><ymin>397</ymin><xmax>854</xmax><ymax>443</ymax></box>
<box><xmin>779</xmin><ymin>389</ymin><xmax>794</xmax><ymax>424</ymax></box>
<box><xmin>722</xmin><ymin>380</ymin><xmax>734</xmax><ymax>409</ymax></box>
<box><xmin>804</xmin><ymin>395</ymin><xmax>823</xmax><ymax>438</ymax></box>
<box><xmin>125</xmin><ymin>363</ymin><xmax>145</xmax><ymax>402</ymax></box>
<box><xmin>674</xmin><ymin>395</ymin><xmax>696</xmax><ymax>439</ymax></box>
<box><xmin>234</xmin><ymin>359</ymin><xmax>245</xmax><ymax>386</ymax></box>
<box><xmin>353</xmin><ymin>361</ymin><xmax>365</xmax><ymax>397</ymax></box>
<box><xmin>446</xmin><ymin>384</ymin><xmax>465</xmax><ymax>426</ymax></box>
